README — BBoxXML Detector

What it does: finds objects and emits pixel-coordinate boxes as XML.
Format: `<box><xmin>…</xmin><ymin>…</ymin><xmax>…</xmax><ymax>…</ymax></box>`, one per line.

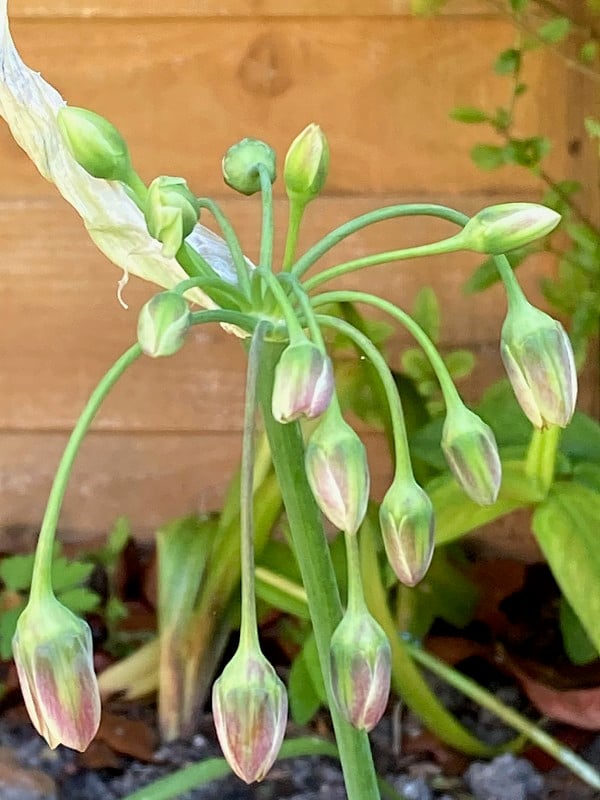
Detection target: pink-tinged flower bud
<box><xmin>442</xmin><ymin>404</ymin><xmax>502</xmax><ymax>506</ymax></box>
<box><xmin>305</xmin><ymin>407</ymin><xmax>370</xmax><ymax>535</ymax></box>
<box><xmin>145</xmin><ymin>176</ymin><xmax>200</xmax><ymax>259</ymax></box>
<box><xmin>12</xmin><ymin>594</ymin><xmax>101</xmax><ymax>752</ymax></box>
<box><xmin>460</xmin><ymin>203</ymin><xmax>561</xmax><ymax>254</ymax></box>
<box><xmin>272</xmin><ymin>340</ymin><xmax>334</xmax><ymax>423</ymax></box>
<box><xmin>57</xmin><ymin>106</ymin><xmax>132</xmax><ymax>181</ymax></box>
<box><xmin>137</xmin><ymin>291</ymin><xmax>190</xmax><ymax>358</ymax></box>
<box><xmin>284</xmin><ymin>123</ymin><xmax>329</xmax><ymax>202</ymax></box>
<box><xmin>501</xmin><ymin>299</ymin><xmax>577</xmax><ymax>428</ymax></box>
<box><xmin>379</xmin><ymin>479</ymin><xmax>434</xmax><ymax>586</ymax></box>
<box><xmin>222</xmin><ymin>138</ymin><xmax>276</xmax><ymax>196</ymax></box>
<box><xmin>212</xmin><ymin>649</ymin><xmax>287</xmax><ymax>784</ymax></box>
<box><xmin>330</xmin><ymin>609</ymin><xmax>391</xmax><ymax>731</ymax></box>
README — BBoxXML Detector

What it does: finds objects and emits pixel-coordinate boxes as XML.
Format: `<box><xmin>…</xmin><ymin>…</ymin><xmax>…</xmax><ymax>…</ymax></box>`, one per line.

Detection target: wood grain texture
<box><xmin>0</xmin><ymin>16</ymin><xmax>570</xmax><ymax>196</ymax></box>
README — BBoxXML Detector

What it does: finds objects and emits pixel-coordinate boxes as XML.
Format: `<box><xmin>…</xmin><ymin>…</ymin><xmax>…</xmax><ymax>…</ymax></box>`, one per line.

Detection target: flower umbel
<box><xmin>12</xmin><ymin>594</ymin><xmax>101</xmax><ymax>752</ymax></box>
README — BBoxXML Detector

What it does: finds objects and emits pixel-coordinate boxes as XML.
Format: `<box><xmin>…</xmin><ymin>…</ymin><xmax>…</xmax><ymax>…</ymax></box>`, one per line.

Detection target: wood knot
<box><xmin>237</xmin><ymin>32</ymin><xmax>292</xmax><ymax>97</ymax></box>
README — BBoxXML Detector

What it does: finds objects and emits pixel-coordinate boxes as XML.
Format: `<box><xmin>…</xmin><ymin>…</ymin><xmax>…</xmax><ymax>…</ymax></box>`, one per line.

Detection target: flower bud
<box><xmin>144</xmin><ymin>176</ymin><xmax>200</xmax><ymax>259</ymax></box>
<box><xmin>284</xmin><ymin>123</ymin><xmax>329</xmax><ymax>202</ymax></box>
<box><xmin>212</xmin><ymin>649</ymin><xmax>287</xmax><ymax>783</ymax></box>
<box><xmin>57</xmin><ymin>106</ymin><xmax>132</xmax><ymax>181</ymax></box>
<box><xmin>305</xmin><ymin>407</ymin><xmax>370</xmax><ymax>535</ymax></box>
<box><xmin>379</xmin><ymin>479</ymin><xmax>434</xmax><ymax>586</ymax></box>
<box><xmin>222</xmin><ymin>138</ymin><xmax>276</xmax><ymax>196</ymax></box>
<box><xmin>137</xmin><ymin>291</ymin><xmax>190</xmax><ymax>357</ymax></box>
<box><xmin>12</xmin><ymin>594</ymin><xmax>101</xmax><ymax>752</ymax></box>
<box><xmin>501</xmin><ymin>300</ymin><xmax>577</xmax><ymax>428</ymax></box>
<box><xmin>460</xmin><ymin>203</ymin><xmax>561</xmax><ymax>254</ymax></box>
<box><xmin>272</xmin><ymin>340</ymin><xmax>334</xmax><ymax>423</ymax></box>
<box><xmin>330</xmin><ymin>609</ymin><xmax>391</xmax><ymax>731</ymax></box>
<box><xmin>442</xmin><ymin>404</ymin><xmax>502</xmax><ymax>506</ymax></box>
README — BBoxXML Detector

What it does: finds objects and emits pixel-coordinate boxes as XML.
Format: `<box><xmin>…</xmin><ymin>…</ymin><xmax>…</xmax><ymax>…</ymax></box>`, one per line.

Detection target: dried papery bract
<box><xmin>271</xmin><ymin>340</ymin><xmax>334</xmax><ymax>423</ymax></box>
<box><xmin>379</xmin><ymin>479</ymin><xmax>435</xmax><ymax>586</ymax></box>
<box><xmin>460</xmin><ymin>202</ymin><xmax>561</xmax><ymax>254</ymax></box>
<box><xmin>501</xmin><ymin>300</ymin><xmax>577</xmax><ymax>429</ymax></box>
<box><xmin>442</xmin><ymin>404</ymin><xmax>502</xmax><ymax>506</ymax></box>
<box><xmin>12</xmin><ymin>595</ymin><xmax>101</xmax><ymax>752</ymax></box>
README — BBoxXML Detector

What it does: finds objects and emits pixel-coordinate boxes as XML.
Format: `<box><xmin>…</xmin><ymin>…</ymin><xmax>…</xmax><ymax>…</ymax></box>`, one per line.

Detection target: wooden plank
<box><xmin>0</xmin><ymin>16</ymin><xmax>568</xmax><ymax>196</ymax></box>
<box><xmin>0</xmin><ymin>194</ymin><xmax>564</xmax><ymax>432</ymax></box>
<box><xmin>8</xmin><ymin>1</ymin><xmax>494</xmax><ymax>19</ymax></box>
<box><xmin>0</xmin><ymin>430</ymin><xmax>392</xmax><ymax>544</ymax></box>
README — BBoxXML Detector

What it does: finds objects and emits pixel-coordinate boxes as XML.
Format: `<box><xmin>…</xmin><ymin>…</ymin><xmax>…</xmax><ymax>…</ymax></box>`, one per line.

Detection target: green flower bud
<box><xmin>379</xmin><ymin>479</ymin><xmax>434</xmax><ymax>586</ymax></box>
<box><xmin>501</xmin><ymin>299</ymin><xmax>577</xmax><ymax>428</ymax></box>
<box><xmin>442</xmin><ymin>404</ymin><xmax>502</xmax><ymax>506</ymax></box>
<box><xmin>12</xmin><ymin>594</ymin><xmax>101</xmax><ymax>752</ymax></box>
<box><xmin>271</xmin><ymin>340</ymin><xmax>334</xmax><ymax>423</ymax></box>
<box><xmin>144</xmin><ymin>176</ymin><xmax>200</xmax><ymax>259</ymax></box>
<box><xmin>330</xmin><ymin>609</ymin><xmax>391</xmax><ymax>732</ymax></box>
<box><xmin>305</xmin><ymin>406</ymin><xmax>370</xmax><ymax>535</ymax></box>
<box><xmin>222</xmin><ymin>138</ymin><xmax>276</xmax><ymax>196</ymax></box>
<box><xmin>57</xmin><ymin>106</ymin><xmax>132</xmax><ymax>181</ymax></box>
<box><xmin>284</xmin><ymin>123</ymin><xmax>329</xmax><ymax>202</ymax></box>
<box><xmin>212</xmin><ymin>649</ymin><xmax>287</xmax><ymax>784</ymax></box>
<box><xmin>460</xmin><ymin>203</ymin><xmax>561</xmax><ymax>254</ymax></box>
<box><xmin>137</xmin><ymin>291</ymin><xmax>190</xmax><ymax>358</ymax></box>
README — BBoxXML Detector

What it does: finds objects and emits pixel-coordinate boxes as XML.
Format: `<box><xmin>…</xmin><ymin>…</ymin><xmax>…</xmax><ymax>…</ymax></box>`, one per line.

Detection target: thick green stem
<box><xmin>344</xmin><ymin>530</ymin><xmax>366</xmax><ymax>615</ymax></box>
<box><xmin>257</xmin><ymin>163</ymin><xmax>275</xmax><ymax>271</ymax></box>
<box><xmin>408</xmin><ymin>644</ymin><xmax>600</xmax><ymax>792</ymax></box>
<box><xmin>257</xmin><ymin>341</ymin><xmax>381</xmax><ymax>800</ymax></box>
<box><xmin>525</xmin><ymin>424</ymin><xmax>561</xmax><ymax>494</ymax></box>
<box><xmin>282</xmin><ymin>197</ymin><xmax>307</xmax><ymax>270</ymax></box>
<box><xmin>30</xmin><ymin>344</ymin><xmax>142</xmax><ymax>602</ymax></box>
<box><xmin>291</xmin><ymin>204</ymin><xmax>469</xmax><ymax>281</ymax></box>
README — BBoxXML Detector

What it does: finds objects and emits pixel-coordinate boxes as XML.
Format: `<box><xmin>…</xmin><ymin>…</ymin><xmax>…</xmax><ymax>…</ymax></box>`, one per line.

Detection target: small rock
<box><xmin>466</xmin><ymin>753</ymin><xmax>544</xmax><ymax>800</ymax></box>
<box><xmin>391</xmin><ymin>775</ymin><xmax>433</xmax><ymax>800</ymax></box>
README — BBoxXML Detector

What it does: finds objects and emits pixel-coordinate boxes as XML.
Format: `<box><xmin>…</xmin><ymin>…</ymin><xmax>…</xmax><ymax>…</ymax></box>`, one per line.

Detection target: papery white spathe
<box><xmin>0</xmin><ymin>0</ymin><xmax>241</xmax><ymax>306</ymax></box>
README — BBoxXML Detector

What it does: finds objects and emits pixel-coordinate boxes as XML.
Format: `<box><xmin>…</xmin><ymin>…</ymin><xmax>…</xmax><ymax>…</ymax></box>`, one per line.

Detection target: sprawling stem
<box><xmin>196</xmin><ymin>197</ymin><xmax>252</xmax><ymax>296</ymax></box>
<box><xmin>257</xmin><ymin>341</ymin><xmax>381</xmax><ymax>800</ymax></box>
<box><xmin>257</xmin><ymin>163</ymin><xmax>275</xmax><ymax>271</ymax></box>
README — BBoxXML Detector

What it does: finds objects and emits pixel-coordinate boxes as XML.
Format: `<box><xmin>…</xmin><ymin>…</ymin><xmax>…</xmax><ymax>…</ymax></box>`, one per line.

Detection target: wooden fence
<box><xmin>1</xmin><ymin>0</ymin><xmax>598</xmax><ymax>547</ymax></box>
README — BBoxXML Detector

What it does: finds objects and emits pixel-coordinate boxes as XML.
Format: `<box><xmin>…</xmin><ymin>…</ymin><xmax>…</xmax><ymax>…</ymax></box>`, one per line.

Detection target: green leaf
<box><xmin>585</xmin><ymin>116</ymin><xmax>600</xmax><ymax>139</ymax></box>
<box><xmin>444</xmin><ymin>349</ymin><xmax>475</xmax><ymax>381</ymax></box>
<box><xmin>559</xmin><ymin>596</ymin><xmax>598</xmax><ymax>665</ymax></box>
<box><xmin>401</xmin><ymin>347</ymin><xmax>431</xmax><ymax>382</ymax></box>
<box><xmin>463</xmin><ymin>249</ymin><xmax>529</xmax><ymax>294</ymax></box>
<box><xmin>580</xmin><ymin>40</ymin><xmax>598</xmax><ymax>64</ymax></box>
<box><xmin>537</xmin><ymin>16</ymin><xmax>571</xmax><ymax>44</ymax></box>
<box><xmin>532</xmin><ymin>483</ymin><xmax>600</xmax><ymax>655</ymax></box>
<box><xmin>450</xmin><ymin>106</ymin><xmax>488</xmax><ymax>124</ymax></box>
<box><xmin>254</xmin><ymin>568</ymin><xmax>310</xmax><ymax>620</ymax></box>
<box><xmin>0</xmin><ymin>604</ymin><xmax>24</xmax><ymax>659</ymax></box>
<box><xmin>0</xmin><ymin>553</ymin><xmax>35</xmax><ymax>591</ymax></box>
<box><xmin>58</xmin><ymin>586</ymin><xmax>101</xmax><ymax>614</ymax></box>
<box><xmin>288</xmin><ymin>652</ymin><xmax>322</xmax><ymax>724</ymax></box>
<box><xmin>412</xmin><ymin>287</ymin><xmax>440</xmax><ymax>343</ymax></box>
<box><xmin>561</xmin><ymin>411</ymin><xmax>600</xmax><ymax>463</ymax></box>
<box><xmin>470</xmin><ymin>144</ymin><xmax>506</xmax><ymax>170</ymax></box>
<box><xmin>302</xmin><ymin>632</ymin><xmax>327</xmax><ymax>703</ymax></box>
<box><xmin>51</xmin><ymin>557</ymin><xmax>95</xmax><ymax>593</ymax></box>
<box><xmin>476</xmin><ymin>379</ymin><xmax>532</xmax><ymax>446</ymax></box>
<box><xmin>505</xmin><ymin>136</ymin><xmax>551</xmax><ymax>167</ymax></box>
<box><xmin>494</xmin><ymin>48</ymin><xmax>521</xmax><ymax>75</ymax></box>
<box><xmin>510</xmin><ymin>0</ymin><xmax>529</xmax><ymax>11</ymax></box>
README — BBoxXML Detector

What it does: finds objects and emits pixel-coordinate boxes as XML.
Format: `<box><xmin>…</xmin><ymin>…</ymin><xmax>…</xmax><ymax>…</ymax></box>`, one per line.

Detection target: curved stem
<box><xmin>316</xmin><ymin>314</ymin><xmax>412</xmax><ymax>483</ymax></box>
<box><xmin>257</xmin><ymin>163</ymin><xmax>275</xmax><ymax>271</ymax></box>
<box><xmin>257</xmin><ymin>270</ymin><xmax>304</xmax><ymax>341</ymax></box>
<box><xmin>188</xmin><ymin>309</ymin><xmax>258</xmax><ymax>332</ymax></box>
<box><xmin>29</xmin><ymin>344</ymin><xmax>143</xmax><ymax>602</ymax></box>
<box><xmin>196</xmin><ymin>197</ymin><xmax>252</xmax><ymax>297</ymax></box>
<box><xmin>288</xmin><ymin>279</ymin><xmax>327</xmax><ymax>349</ymax></box>
<box><xmin>291</xmin><ymin>203</ymin><xmax>470</xmax><ymax>281</ymax></box>
<box><xmin>311</xmin><ymin>291</ymin><xmax>462</xmax><ymax>410</ymax></box>
<box><xmin>303</xmin><ymin>234</ymin><xmax>465</xmax><ymax>292</ymax></box>
<box><xmin>282</xmin><ymin>197</ymin><xmax>307</xmax><ymax>270</ymax></box>
<box><xmin>177</xmin><ymin>241</ymin><xmax>219</xmax><ymax>280</ymax></box>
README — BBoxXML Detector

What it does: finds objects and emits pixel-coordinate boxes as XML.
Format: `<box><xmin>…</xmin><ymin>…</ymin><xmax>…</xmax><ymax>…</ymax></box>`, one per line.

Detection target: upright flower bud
<box><xmin>137</xmin><ymin>291</ymin><xmax>190</xmax><ymax>357</ymax></box>
<box><xmin>305</xmin><ymin>406</ymin><xmax>370</xmax><ymax>535</ymax></box>
<box><xmin>272</xmin><ymin>340</ymin><xmax>334</xmax><ymax>423</ymax></box>
<box><xmin>144</xmin><ymin>176</ymin><xmax>200</xmax><ymax>259</ymax></box>
<box><xmin>501</xmin><ymin>299</ymin><xmax>577</xmax><ymax>428</ymax></box>
<box><xmin>222</xmin><ymin>138</ymin><xmax>276</xmax><ymax>196</ymax></box>
<box><xmin>284</xmin><ymin>123</ymin><xmax>329</xmax><ymax>203</ymax></box>
<box><xmin>460</xmin><ymin>203</ymin><xmax>561</xmax><ymax>254</ymax></box>
<box><xmin>57</xmin><ymin>106</ymin><xmax>132</xmax><ymax>181</ymax></box>
<box><xmin>330</xmin><ymin>609</ymin><xmax>391</xmax><ymax>732</ymax></box>
<box><xmin>12</xmin><ymin>594</ymin><xmax>101</xmax><ymax>752</ymax></box>
<box><xmin>379</xmin><ymin>479</ymin><xmax>434</xmax><ymax>586</ymax></box>
<box><xmin>442</xmin><ymin>403</ymin><xmax>502</xmax><ymax>506</ymax></box>
<box><xmin>212</xmin><ymin>648</ymin><xmax>287</xmax><ymax>784</ymax></box>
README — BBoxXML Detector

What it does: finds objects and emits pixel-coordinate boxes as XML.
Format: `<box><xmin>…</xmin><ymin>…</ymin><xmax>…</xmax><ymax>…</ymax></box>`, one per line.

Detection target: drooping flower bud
<box><xmin>460</xmin><ymin>203</ymin><xmax>561</xmax><ymax>254</ymax></box>
<box><xmin>144</xmin><ymin>176</ymin><xmax>200</xmax><ymax>259</ymax></box>
<box><xmin>12</xmin><ymin>594</ymin><xmax>101</xmax><ymax>752</ymax></box>
<box><xmin>212</xmin><ymin>648</ymin><xmax>287</xmax><ymax>784</ymax></box>
<box><xmin>272</xmin><ymin>340</ymin><xmax>334</xmax><ymax>423</ymax></box>
<box><xmin>442</xmin><ymin>403</ymin><xmax>502</xmax><ymax>505</ymax></box>
<box><xmin>284</xmin><ymin>123</ymin><xmax>329</xmax><ymax>203</ymax></box>
<box><xmin>379</xmin><ymin>479</ymin><xmax>434</xmax><ymax>586</ymax></box>
<box><xmin>305</xmin><ymin>406</ymin><xmax>370</xmax><ymax>535</ymax></box>
<box><xmin>137</xmin><ymin>291</ymin><xmax>190</xmax><ymax>357</ymax></box>
<box><xmin>501</xmin><ymin>299</ymin><xmax>577</xmax><ymax>428</ymax></box>
<box><xmin>222</xmin><ymin>138</ymin><xmax>276</xmax><ymax>196</ymax></box>
<box><xmin>330</xmin><ymin>609</ymin><xmax>391</xmax><ymax>731</ymax></box>
<box><xmin>57</xmin><ymin>106</ymin><xmax>132</xmax><ymax>181</ymax></box>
